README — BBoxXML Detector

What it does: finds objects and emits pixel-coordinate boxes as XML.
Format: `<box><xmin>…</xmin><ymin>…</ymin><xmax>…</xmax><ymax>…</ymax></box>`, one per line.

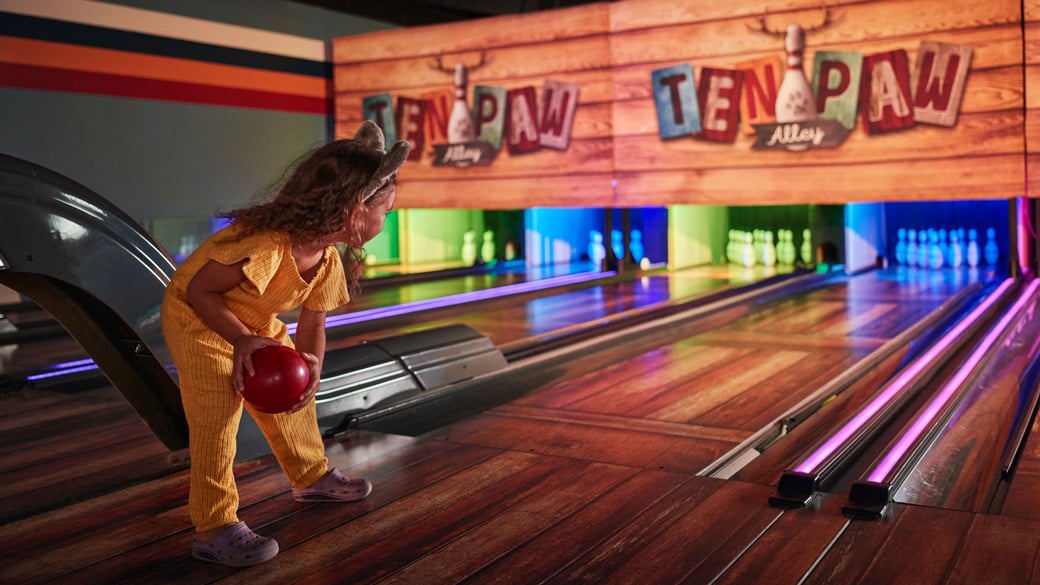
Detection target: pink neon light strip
<box><xmin>793</xmin><ymin>278</ymin><xmax>1014</xmax><ymax>475</ymax></box>
<box><xmin>1018</xmin><ymin>197</ymin><xmax>1035</xmax><ymax>275</ymax></box>
<box><xmin>866</xmin><ymin>278</ymin><xmax>1040</xmax><ymax>483</ymax></box>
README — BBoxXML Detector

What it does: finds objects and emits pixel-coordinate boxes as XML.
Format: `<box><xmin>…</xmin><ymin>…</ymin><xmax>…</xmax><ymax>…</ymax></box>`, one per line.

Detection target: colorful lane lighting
<box><xmin>769</xmin><ymin>278</ymin><xmax>1014</xmax><ymax>509</ymax></box>
<box><xmin>24</xmin><ymin>270</ymin><xmax>612</xmax><ymax>384</ymax></box>
<box><xmin>844</xmin><ymin>278</ymin><xmax>1040</xmax><ymax>518</ymax></box>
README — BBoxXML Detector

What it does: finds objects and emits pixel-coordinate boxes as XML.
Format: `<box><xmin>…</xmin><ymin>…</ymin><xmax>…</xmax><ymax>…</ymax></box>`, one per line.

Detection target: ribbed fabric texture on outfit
<box><xmin>161</xmin><ymin>224</ymin><xmax>350</xmax><ymax>531</ymax></box>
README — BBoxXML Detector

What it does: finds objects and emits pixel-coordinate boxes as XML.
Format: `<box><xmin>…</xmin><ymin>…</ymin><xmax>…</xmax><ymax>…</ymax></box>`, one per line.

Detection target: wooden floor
<box><xmin>5</xmin><ymin>268</ymin><xmax>1040</xmax><ymax>584</ymax></box>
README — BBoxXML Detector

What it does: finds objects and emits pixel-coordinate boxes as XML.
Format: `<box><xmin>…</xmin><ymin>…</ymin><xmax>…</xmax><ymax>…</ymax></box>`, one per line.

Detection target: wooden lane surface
<box><xmin>891</xmin><ymin>291</ymin><xmax>1040</xmax><ymax>513</ymax></box>
<box><xmin>6</xmin><ymin>267</ymin><xmax>1025</xmax><ymax>584</ymax></box>
<box><xmin>0</xmin><ymin>264</ymin><xmax>771</xmax><ymax>378</ymax></box>
<box><xmin>435</xmin><ymin>270</ymin><xmax>974</xmax><ymax>479</ymax></box>
<box><xmin>320</xmin><ymin>264</ymin><xmax>780</xmax><ymax>349</ymax></box>
<box><xmin>0</xmin><ymin>385</ymin><xmax>181</xmax><ymax>525</ymax></box>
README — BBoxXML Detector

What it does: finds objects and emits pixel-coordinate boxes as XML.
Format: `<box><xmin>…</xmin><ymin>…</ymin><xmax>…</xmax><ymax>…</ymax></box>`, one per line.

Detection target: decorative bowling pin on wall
<box><xmin>984</xmin><ymin>227</ymin><xmax>999</xmax><ymax>266</ymax></box>
<box><xmin>448</xmin><ymin>63</ymin><xmax>476</xmax><ymax>144</ymax></box>
<box><xmin>462</xmin><ymin>230</ymin><xmax>478</xmax><ymax>265</ymax></box>
<box><xmin>775</xmin><ymin>25</ymin><xmax>816</xmax><ymax>133</ymax></box>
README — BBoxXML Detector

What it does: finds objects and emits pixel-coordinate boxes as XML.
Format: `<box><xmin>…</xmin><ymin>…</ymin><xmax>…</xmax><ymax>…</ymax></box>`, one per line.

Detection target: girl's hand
<box><xmin>289</xmin><ymin>352</ymin><xmax>322</xmax><ymax>413</ymax></box>
<box><xmin>231</xmin><ymin>335</ymin><xmax>281</xmax><ymax>395</ymax></box>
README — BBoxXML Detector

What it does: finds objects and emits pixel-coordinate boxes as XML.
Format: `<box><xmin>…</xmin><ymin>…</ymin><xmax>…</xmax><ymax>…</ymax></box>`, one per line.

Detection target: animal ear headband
<box><xmin>355</xmin><ymin>120</ymin><xmax>411</xmax><ymax>203</ymax></box>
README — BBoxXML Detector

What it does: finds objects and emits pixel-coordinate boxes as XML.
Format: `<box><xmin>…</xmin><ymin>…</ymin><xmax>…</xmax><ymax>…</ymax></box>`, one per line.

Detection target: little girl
<box><xmin>161</xmin><ymin>121</ymin><xmax>409</xmax><ymax>567</ymax></box>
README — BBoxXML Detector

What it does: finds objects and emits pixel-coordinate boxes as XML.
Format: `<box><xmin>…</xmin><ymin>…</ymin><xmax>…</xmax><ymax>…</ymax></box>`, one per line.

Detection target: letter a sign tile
<box><xmin>859</xmin><ymin>50</ymin><xmax>914</xmax><ymax>135</ymax></box>
<box><xmin>652</xmin><ymin>63</ymin><xmax>702</xmax><ymax>138</ymax></box>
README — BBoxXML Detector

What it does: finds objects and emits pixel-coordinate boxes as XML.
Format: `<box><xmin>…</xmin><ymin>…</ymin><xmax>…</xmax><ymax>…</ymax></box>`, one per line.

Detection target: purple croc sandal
<box><xmin>292</xmin><ymin>468</ymin><xmax>373</xmax><ymax>502</ymax></box>
<box><xmin>191</xmin><ymin>522</ymin><xmax>279</xmax><ymax>567</ymax></box>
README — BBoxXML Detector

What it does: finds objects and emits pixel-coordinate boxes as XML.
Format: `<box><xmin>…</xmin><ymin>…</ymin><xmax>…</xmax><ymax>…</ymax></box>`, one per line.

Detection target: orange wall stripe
<box><xmin>0</xmin><ymin>36</ymin><xmax>326</xmax><ymax>99</ymax></box>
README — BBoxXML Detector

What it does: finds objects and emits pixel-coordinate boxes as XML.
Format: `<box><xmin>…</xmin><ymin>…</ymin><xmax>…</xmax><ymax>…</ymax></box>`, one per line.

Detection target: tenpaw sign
<box><xmin>652</xmin><ymin>22</ymin><xmax>972</xmax><ymax>152</ymax></box>
<box><xmin>363</xmin><ymin>57</ymin><xmax>580</xmax><ymax>168</ymax></box>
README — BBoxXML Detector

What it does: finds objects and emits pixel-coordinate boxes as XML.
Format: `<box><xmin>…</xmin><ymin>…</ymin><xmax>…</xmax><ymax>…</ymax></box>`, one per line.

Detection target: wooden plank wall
<box><xmin>1026</xmin><ymin>0</ymin><xmax>1040</xmax><ymax>199</ymax></box>
<box><xmin>333</xmin><ymin>0</ymin><xmax>1026</xmax><ymax>209</ymax></box>
<box><xmin>333</xmin><ymin>5</ymin><xmax>615</xmax><ymax>209</ymax></box>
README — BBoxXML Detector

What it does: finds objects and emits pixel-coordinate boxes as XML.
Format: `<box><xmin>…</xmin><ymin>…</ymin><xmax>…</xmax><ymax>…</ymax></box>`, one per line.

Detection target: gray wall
<box><xmin>0</xmin><ymin>1</ymin><xmax>393</xmax><ymax>252</ymax></box>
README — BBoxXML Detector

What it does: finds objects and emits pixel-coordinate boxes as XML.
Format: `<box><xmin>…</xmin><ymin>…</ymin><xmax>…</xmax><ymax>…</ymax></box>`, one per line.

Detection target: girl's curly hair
<box><xmin>219</xmin><ymin>139</ymin><xmax>391</xmax><ymax>295</ymax></box>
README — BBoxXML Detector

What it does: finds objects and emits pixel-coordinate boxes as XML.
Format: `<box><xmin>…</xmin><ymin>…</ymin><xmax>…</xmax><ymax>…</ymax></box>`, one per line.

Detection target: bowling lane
<box><xmin>888</xmin><ymin>284</ymin><xmax>1040</xmax><ymax>513</ymax></box>
<box><xmin>426</xmin><ymin>267</ymin><xmax>992</xmax><ymax>479</ymax></box>
<box><xmin>320</xmin><ymin>264</ymin><xmax>803</xmax><ymax>352</ymax></box>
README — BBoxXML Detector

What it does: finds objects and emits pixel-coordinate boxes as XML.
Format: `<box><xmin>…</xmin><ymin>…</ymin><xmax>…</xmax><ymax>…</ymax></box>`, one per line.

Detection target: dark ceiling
<box><xmin>290</xmin><ymin>0</ymin><xmax>610</xmax><ymax>27</ymax></box>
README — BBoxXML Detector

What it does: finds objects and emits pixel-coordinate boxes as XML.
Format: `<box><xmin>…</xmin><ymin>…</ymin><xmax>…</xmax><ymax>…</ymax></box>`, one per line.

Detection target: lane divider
<box><xmin>769</xmin><ymin>278</ymin><xmax>1015</xmax><ymax>509</ymax></box>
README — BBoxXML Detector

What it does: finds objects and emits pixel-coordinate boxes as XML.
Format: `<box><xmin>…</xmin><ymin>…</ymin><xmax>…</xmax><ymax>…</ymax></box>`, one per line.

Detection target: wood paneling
<box><xmin>1026</xmin><ymin>1</ymin><xmax>1040</xmax><ymax>197</ymax></box>
<box><xmin>334</xmin><ymin>0</ymin><xmax>1028</xmax><ymax>207</ymax></box>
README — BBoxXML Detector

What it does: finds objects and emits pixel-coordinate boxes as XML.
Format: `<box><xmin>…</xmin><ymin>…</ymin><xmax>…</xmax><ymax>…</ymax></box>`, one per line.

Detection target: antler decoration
<box><xmin>428</xmin><ymin>51</ymin><xmax>492</xmax><ymax>74</ymax></box>
<box><xmin>745</xmin><ymin>5</ymin><xmax>841</xmax><ymax>36</ymax></box>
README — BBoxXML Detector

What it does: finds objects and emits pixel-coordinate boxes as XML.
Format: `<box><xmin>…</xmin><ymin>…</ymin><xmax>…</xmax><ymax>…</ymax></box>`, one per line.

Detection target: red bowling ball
<box><xmin>241</xmin><ymin>345</ymin><xmax>311</xmax><ymax>414</ymax></box>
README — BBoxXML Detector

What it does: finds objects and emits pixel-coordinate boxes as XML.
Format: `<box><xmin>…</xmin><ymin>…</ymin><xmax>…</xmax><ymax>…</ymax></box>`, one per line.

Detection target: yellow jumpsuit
<box><xmin>160</xmin><ymin>224</ymin><xmax>350</xmax><ymax>531</ymax></box>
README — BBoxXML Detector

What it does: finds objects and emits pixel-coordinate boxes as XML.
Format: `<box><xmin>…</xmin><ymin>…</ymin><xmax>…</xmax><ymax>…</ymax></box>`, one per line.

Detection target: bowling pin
<box><xmin>894</xmin><ymin>228</ymin><xmax>907</xmax><ymax>265</ymax></box>
<box><xmin>762</xmin><ymin>231</ymin><xmax>777</xmax><ymax>267</ymax></box>
<box><xmin>800</xmin><ymin>228</ymin><xmax>813</xmax><ymax>265</ymax></box>
<box><xmin>741</xmin><ymin>232</ymin><xmax>756</xmax><ymax>268</ymax></box>
<box><xmin>917</xmin><ymin>229</ymin><xmax>932</xmax><ymax>268</ymax></box>
<box><xmin>907</xmin><ymin>229</ymin><xmax>918</xmax><ymax>268</ymax></box>
<box><xmin>611</xmin><ymin>229</ymin><xmax>624</xmax><ymax>262</ymax></box>
<box><xmin>966</xmin><ymin>228</ymin><xmax>980</xmax><ymax>268</ymax></box>
<box><xmin>949</xmin><ymin>230</ymin><xmax>963</xmax><ymax>268</ymax></box>
<box><xmin>938</xmin><ymin>228</ymin><xmax>949</xmax><ymax>266</ymax></box>
<box><xmin>481</xmin><ymin>229</ymin><xmax>496</xmax><ymax>264</ymax></box>
<box><xmin>984</xmin><ymin>227</ymin><xmax>999</xmax><ymax>266</ymax></box>
<box><xmin>461</xmin><ymin>230</ymin><xmax>478</xmax><ymax>265</ymax></box>
<box><xmin>588</xmin><ymin>230</ymin><xmax>606</xmax><ymax>268</ymax></box>
<box><xmin>779</xmin><ymin>230</ymin><xmax>794</xmax><ymax>266</ymax></box>
<box><xmin>175</xmin><ymin>235</ymin><xmax>190</xmax><ymax>264</ymax></box>
<box><xmin>629</xmin><ymin>229</ymin><xmax>645</xmax><ymax>264</ymax></box>
<box><xmin>928</xmin><ymin>229</ymin><xmax>943</xmax><ymax>269</ymax></box>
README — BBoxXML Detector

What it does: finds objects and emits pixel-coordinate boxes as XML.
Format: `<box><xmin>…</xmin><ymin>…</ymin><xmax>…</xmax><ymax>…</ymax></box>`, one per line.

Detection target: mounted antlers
<box><xmin>428</xmin><ymin>51</ymin><xmax>492</xmax><ymax>74</ymax></box>
<box><xmin>745</xmin><ymin>5</ymin><xmax>841</xmax><ymax>36</ymax></box>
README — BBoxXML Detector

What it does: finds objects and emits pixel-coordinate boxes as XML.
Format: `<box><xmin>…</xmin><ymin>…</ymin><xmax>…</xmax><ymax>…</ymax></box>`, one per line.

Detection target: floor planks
<box><xmin>5</xmin><ymin>269</ymin><xmax>1040</xmax><ymax>583</ymax></box>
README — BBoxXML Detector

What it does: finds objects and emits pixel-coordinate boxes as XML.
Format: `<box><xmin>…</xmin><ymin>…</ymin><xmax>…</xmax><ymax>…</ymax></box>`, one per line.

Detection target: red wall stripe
<box><xmin>0</xmin><ymin>62</ymin><xmax>331</xmax><ymax>115</ymax></box>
